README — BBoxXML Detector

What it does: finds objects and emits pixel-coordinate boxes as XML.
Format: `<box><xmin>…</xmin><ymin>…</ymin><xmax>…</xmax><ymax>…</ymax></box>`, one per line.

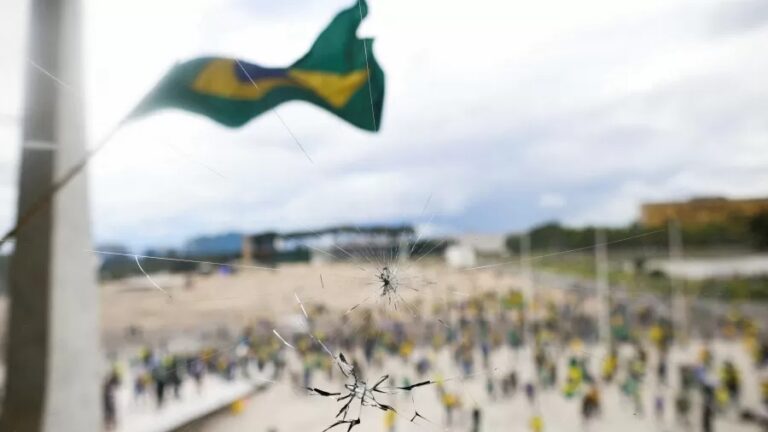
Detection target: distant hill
<box><xmin>184</xmin><ymin>232</ymin><xmax>243</xmax><ymax>256</ymax></box>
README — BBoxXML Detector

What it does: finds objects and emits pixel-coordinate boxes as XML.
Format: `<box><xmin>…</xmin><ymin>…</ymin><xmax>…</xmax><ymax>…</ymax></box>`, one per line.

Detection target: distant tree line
<box><xmin>505</xmin><ymin>211</ymin><xmax>768</xmax><ymax>254</ymax></box>
<box><xmin>96</xmin><ymin>238</ymin><xmax>447</xmax><ymax>281</ymax></box>
<box><xmin>80</xmin><ymin>211</ymin><xmax>768</xmax><ymax>282</ymax></box>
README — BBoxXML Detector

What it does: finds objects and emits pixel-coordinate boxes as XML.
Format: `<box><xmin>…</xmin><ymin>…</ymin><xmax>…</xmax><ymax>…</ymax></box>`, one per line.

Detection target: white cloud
<box><xmin>538</xmin><ymin>193</ymin><xmax>566</xmax><ymax>209</ymax></box>
<box><xmin>1</xmin><ymin>0</ymin><xmax>768</xmax><ymax>249</ymax></box>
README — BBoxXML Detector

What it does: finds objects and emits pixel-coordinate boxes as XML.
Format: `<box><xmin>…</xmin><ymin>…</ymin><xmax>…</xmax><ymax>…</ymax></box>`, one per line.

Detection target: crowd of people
<box><xmin>281</xmin><ymin>289</ymin><xmax>768</xmax><ymax>431</ymax></box>
<box><xmin>103</xmin><ymin>286</ymin><xmax>768</xmax><ymax>431</ymax></box>
<box><xmin>102</xmin><ymin>332</ymin><xmax>286</xmax><ymax>429</ymax></box>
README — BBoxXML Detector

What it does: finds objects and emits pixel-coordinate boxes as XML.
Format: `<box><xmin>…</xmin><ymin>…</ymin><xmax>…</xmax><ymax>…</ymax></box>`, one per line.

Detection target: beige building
<box><xmin>641</xmin><ymin>196</ymin><xmax>768</xmax><ymax>228</ymax></box>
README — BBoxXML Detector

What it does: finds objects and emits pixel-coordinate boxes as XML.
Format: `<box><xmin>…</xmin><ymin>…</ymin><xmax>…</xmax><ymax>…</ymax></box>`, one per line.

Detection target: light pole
<box><xmin>595</xmin><ymin>229</ymin><xmax>611</xmax><ymax>346</ymax></box>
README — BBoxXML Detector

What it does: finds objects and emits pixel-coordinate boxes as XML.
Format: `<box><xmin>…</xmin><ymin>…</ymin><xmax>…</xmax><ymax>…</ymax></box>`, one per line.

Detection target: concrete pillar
<box><xmin>0</xmin><ymin>0</ymin><xmax>100</xmax><ymax>430</ymax></box>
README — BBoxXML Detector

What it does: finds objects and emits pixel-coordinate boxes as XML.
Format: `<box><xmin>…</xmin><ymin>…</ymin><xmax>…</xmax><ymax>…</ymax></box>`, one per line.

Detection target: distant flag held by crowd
<box><xmin>128</xmin><ymin>0</ymin><xmax>384</xmax><ymax>132</ymax></box>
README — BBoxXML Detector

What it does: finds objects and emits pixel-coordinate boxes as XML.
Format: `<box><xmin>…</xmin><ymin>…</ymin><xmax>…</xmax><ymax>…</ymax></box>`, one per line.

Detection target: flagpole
<box><xmin>521</xmin><ymin>232</ymin><xmax>533</xmax><ymax>345</ymax></box>
<box><xmin>668</xmin><ymin>219</ymin><xmax>687</xmax><ymax>346</ymax></box>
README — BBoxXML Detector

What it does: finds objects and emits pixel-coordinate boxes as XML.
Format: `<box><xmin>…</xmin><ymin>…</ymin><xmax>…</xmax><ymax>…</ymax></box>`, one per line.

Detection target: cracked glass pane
<box><xmin>1</xmin><ymin>0</ymin><xmax>767</xmax><ymax>432</ymax></box>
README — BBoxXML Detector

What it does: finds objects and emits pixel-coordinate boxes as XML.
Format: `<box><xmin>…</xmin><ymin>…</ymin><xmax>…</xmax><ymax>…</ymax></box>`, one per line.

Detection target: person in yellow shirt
<box><xmin>715</xmin><ymin>386</ymin><xmax>730</xmax><ymax>411</ymax></box>
<box><xmin>720</xmin><ymin>360</ymin><xmax>741</xmax><ymax>407</ymax></box>
<box><xmin>602</xmin><ymin>348</ymin><xmax>618</xmax><ymax>383</ymax></box>
<box><xmin>399</xmin><ymin>340</ymin><xmax>414</xmax><ymax>361</ymax></box>
<box><xmin>529</xmin><ymin>414</ymin><xmax>544</xmax><ymax>432</ymax></box>
<box><xmin>649</xmin><ymin>324</ymin><xmax>662</xmax><ymax>343</ymax></box>
<box><xmin>563</xmin><ymin>357</ymin><xmax>583</xmax><ymax>398</ymax></box>
<box><xmin>383</xmin><ymin>409</ymin><xmax>396</xmax><ymax>432</ymax></box>
<box><xmin>230</xmin><ymin>398</ymin><xmax>246</xmax><ymax>414</ymax></box>
<box><xmin>440</xmin><ymin>389</ymin><xmax>461</xmax><ymax>426</ymax></box>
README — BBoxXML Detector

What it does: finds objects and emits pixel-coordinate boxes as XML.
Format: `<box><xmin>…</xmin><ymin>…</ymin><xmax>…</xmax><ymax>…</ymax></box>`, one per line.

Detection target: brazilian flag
<box><xmin>129</xmin><ymin>0</ymin><xmax>384</xmax><ymax>131</ymax></box>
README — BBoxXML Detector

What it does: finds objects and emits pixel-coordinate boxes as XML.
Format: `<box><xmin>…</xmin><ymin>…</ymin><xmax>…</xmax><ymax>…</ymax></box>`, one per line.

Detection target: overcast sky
<box><xmin>1</xmin><ymin>0</ymin><xmax>768</xmax><ymax>251</ymax></box>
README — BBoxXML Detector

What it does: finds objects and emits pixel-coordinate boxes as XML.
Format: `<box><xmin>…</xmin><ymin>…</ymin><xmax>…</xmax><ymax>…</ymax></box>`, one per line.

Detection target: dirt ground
<box><xmin>99</xmin><ymin>260</ymin><xmax>540</xmax><ymax>348</ymax></box>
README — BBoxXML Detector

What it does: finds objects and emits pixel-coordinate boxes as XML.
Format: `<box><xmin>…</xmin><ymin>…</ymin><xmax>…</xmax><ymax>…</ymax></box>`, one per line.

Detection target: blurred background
<box><xmin>1</xmin><ymin>0</ymin><xmax>767</xmax><ymax>431</ymax></box>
